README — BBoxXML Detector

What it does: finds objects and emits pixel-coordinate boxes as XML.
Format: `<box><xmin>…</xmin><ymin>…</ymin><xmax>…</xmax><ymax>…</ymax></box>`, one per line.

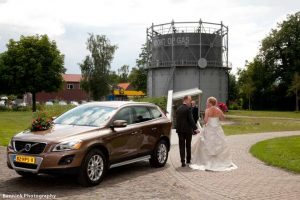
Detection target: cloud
<box><xmin>0</xmin><ymin>0</ymin><xmax>299</xmax><ymax>74</ymax></box>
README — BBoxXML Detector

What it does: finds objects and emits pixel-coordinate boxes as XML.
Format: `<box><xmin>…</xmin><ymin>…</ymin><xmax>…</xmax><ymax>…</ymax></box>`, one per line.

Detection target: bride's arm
<box><xmin>204</xmin><ymin>109</ymin><xmax>209</xmax><ymax>124</ymax></box>
<box><xmin>219</xmin><ymin>109</ymin><xmax>225</xmax><ymax>121</ymax></box>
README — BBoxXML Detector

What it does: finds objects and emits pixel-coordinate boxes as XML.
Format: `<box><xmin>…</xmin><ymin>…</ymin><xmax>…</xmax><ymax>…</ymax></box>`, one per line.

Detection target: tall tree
<box><xmin>118</xmin><ymin>64</ymin><xmax>130</xmax><ymax>83</ymax></box>
<box><xmin>80</xmin><ymin>34</ymin><xmax>118</xmax><ymax>100</ymax></box>
<box><xmin>128</xmin><ymin>43</ymin><xmax>149</xmax><ymax>92</ymax></box>
<box><xmin>288</xmin><ymin>72</ymin><xmax>300</xmax><ymax>112</ymax></box>
<box><xmin>0</xmin><ymin>35</ymin><xmax>65</xmax><ymax>111</ymax></box>
<box><xmin>237</xmin><ymin>12</ymin><xmax>300</xmax><ymax>110</ymax></box>
<box><xmin>238</xmin><ymin>66</ymin><xmax>256</xmax><ymax>110</ymax></box>
<box><xmin>228</xmin><ymin>72</ymin><xmax>238</xmax><ymax>102</ymax></box>
<box><xmin>108</xmin><ymin>70</ymin><xmax>120</xmax><ymax>86</ymax></box>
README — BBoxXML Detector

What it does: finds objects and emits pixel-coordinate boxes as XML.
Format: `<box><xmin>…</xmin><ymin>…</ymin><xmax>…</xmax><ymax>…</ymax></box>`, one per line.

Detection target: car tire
<box><xmin>78</xmin><ymin>149</ymin><xmax>107</xmax><ymax>186</ymax></box>
<box><xmin>16</xmin><ymin>171</ymin><xmax>37</xmax><ymax>177</ymax></box>
<box><xmin>150</xmin><ymin>140</ymin><xmax>169</xmax><ymax>168</ymax></box>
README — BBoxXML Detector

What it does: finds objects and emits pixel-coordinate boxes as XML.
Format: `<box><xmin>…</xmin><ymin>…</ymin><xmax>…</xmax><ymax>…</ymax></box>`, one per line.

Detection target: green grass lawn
<box><xmin>0</xmin><ymin>111</ymin><xmax>32</xmax><ymax>146</ymax></box>
<box><xmin>250</xmin><ymin>136</ymin><xmax>300</xmax><ymax>174</ymax></box>
<box><xmin>223</xmin><ymin>116</ymin><xmax>300</xmax><ymax>135</ymax></box>
<box><xmin>0</xmin><ymin>105</ymin><xmax>74</xmax><ymax>146</ymax></box>
<box><xmin>227</xmin><ymin>110</ymin><xmax>300</xmax><ymax>119</ymax></box>
<box><xmin>223</xmin><ymin>110</ymin><xmax>300</xmax><ymax>135</ymax></box>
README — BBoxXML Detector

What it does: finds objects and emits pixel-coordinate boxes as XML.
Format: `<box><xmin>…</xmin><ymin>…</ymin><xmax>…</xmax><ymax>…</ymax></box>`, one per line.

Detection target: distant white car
<box><xmin>58</xmin><ymin>101</ymin><xmax>67</xmax><ymax>105</ymax></box>
<box><xmin>45</xmin><ymin>101</ymin><xmax>53</xmax><ymax>106</ymax></box>
<box><xmin>18</xmin><ymin>102</ymin><xmax>27</xmax><ymax>107</ymax></box>
<box><xmin>70</xmin><ymin>101</ymin><xmax>79</xmax><ymax>106</ymax></box>
<box><xmin>0</xmin><ymin>100</ymin><xmax>5</xmax><ymax>106</ymax></box>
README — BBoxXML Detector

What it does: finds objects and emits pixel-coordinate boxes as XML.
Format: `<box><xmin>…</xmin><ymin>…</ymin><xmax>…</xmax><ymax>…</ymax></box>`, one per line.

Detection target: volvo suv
<box><xmin>7</xmin><ymin>101</ymin><xmax>172</xmax><ymax>186</ymax></box>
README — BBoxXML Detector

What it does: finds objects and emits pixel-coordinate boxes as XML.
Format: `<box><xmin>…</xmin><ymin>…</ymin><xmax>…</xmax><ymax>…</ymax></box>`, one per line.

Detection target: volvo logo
<box><xmin>24</xmin><ymin>144</ymin><xmax>32</xmax><ymax>152</ymax></box>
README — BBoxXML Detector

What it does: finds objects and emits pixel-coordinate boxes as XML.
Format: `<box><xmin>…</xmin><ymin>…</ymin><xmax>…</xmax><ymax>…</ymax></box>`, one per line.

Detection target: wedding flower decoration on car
<box><xmin>31</xmin><ymin>112</ymin><xmax>53</xmax><ymax>131</ymax></box>
<box><xmin>218</xmin><ymin>102</ymin><xmax>228</xmax><ymax>113</ymax></box>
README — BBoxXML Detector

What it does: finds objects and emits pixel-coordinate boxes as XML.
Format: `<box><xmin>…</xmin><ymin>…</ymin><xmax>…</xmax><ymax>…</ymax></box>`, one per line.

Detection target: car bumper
<box><xmin>7</xmin><ymin>149</ymin><xmax>86</xmax><ymax>174</ymax></box>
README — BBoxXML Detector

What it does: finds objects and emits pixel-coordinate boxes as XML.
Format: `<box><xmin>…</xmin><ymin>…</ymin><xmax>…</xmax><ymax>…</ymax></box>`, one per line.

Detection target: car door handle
<box><xmin>151</xmin><ymin>127</ymin><xmax>157</xmax><ymax>131</ymax></box>
<box><xmin>131</xmin><ymin>131</ymin><xmax>138</xmax><ymax>135</ymax></box>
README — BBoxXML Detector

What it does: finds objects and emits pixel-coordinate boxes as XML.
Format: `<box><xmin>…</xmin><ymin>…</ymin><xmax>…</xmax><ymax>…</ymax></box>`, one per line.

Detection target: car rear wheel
<box><xmin>78</xmin><ymin>149</ymin><xmax>107</xmax><ymax>186</ymax></box>
<box><xmin>150</xmin><ymin>140</ymin><xmax>169</xmax><ymax>167</ymax></box>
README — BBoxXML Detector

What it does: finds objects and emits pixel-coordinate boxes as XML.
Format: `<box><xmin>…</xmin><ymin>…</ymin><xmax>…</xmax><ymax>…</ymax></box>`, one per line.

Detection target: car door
<box><xmin>132</xmin><ymin>106</ymin><xmax>160</xmax><ymax>155</ymax></box>
<box><xmin>107</xmin><ymin>106</ymin><xmax>141</xmax><ymax>163</ymax></box>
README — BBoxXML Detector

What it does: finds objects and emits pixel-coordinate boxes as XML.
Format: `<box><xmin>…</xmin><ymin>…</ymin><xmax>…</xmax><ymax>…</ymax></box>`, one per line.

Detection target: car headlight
<box><xmin>52</xmin><ymin>140</ymin><xmax>82</xmax><ymax>152</ymax></box>
<box><xmin>7</xmin><ymin>139</ymin><xmax>15</xmax><ymax>151</ymax></box>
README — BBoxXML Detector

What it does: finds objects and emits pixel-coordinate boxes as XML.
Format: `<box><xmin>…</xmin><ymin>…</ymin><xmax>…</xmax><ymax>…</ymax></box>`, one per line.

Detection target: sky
<box><xmin>0</xmin><ymin>0</ymin><xmax>299</xmax><ymax>74</ymax></box>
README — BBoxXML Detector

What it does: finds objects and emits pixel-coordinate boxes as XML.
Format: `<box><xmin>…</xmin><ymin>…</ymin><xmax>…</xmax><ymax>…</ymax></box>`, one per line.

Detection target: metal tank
<box><xmin>146</xmin><ymin>20</ymin><xmax>230</xmax><ymax>110</ymax></box>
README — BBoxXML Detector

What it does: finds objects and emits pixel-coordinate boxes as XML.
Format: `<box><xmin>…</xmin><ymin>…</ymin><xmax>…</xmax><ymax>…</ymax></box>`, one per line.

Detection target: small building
<box><xmin>110</xmin><ymin>83</ymin><xmax>145</xmax><ymax>100</ymax></box>
<box><xmin>36</xmin><ymin>74</ymin><xmax>89</xmax><ymax>103</ymax></box>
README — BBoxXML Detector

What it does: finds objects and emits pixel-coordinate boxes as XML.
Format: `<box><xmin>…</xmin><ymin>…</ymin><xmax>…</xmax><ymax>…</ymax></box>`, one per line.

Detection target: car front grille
<box><xmin>14</xmin><ymin>141</ymin><xmax>46</xmax><ymax>154</ymax></box>
<box><xmin>13</xmin><ymin>162</ymin><xmax>38</xmax><ymax>169</ymax></box>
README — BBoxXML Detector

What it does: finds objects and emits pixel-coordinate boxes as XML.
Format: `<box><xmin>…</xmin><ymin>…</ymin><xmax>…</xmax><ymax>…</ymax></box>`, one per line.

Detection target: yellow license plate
<box><xmin>15</xmin><ymin>155</ymin><xmax>36</xmax><ymax>164</ymax></box>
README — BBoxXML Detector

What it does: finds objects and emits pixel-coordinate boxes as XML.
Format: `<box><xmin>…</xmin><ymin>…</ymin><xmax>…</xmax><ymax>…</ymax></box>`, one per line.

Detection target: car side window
<box><xmin>149</xmin><ymin>107</ymin><xmax>162</xmax><ymax>119</ymax></box>
<box><xmin>113</xmin><ymin>107</ymin><xmax>133</xmax><ymax>125</ymax></box>
<box><xmin>133</xmin><ymin>106</ymin><xmax>153</xmax><ymax>123</ymax></box>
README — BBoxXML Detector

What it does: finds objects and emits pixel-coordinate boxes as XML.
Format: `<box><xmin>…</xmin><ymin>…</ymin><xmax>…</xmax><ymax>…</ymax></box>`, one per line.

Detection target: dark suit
<box><xmin>176</xmin><ymin>104</ymin><xmax>197</xmax><ymax>164</ymax></box>
<box><xmin>192</xmin><ymin>106</ymin><xmax>199</xmax><ymax>123</ymax></box>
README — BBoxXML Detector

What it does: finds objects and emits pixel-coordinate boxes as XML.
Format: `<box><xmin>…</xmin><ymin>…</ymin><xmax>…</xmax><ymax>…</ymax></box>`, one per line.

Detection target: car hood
<box><xmin>13</xmin><ymin>124</ymin><xmax>105</xmax><ymax>142</ymax></box>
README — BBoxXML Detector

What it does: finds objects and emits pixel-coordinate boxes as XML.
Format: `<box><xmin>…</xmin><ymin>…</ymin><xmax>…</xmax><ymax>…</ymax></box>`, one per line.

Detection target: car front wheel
<box><xmin>150</xmin><ymin>140</ymin><xmax>169</xmax><ymax>167</ymax></box>
<box><xmin>78</xmin><ymin>149</ymin><xmax>107</xmax><ymax>186</ymax></box>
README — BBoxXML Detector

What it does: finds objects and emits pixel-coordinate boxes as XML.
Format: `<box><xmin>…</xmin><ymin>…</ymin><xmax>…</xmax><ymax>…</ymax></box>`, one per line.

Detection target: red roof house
<box><xmin>36</xmin><ymin>74</ymin><xmax>89</xmax><ymax>103</ymax></box>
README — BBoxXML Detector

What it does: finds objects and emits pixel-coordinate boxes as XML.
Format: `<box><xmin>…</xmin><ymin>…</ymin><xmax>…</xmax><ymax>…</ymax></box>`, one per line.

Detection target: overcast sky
<box><xmin>0</xmin><ymin>0</ymin><xmax>299</xmax><ymax>74</ymax></box>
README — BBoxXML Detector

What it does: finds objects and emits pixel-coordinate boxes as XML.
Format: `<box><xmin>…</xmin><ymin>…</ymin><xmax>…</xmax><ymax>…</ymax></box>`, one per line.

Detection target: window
<box><xmin>67</xmin><ymin>84</ymin><xmax>74</xmax><ymax>90</ymax></box>
<box><xmin>54</xmin><ymin>105</ymin><xmax>116</xmax><ymax>127</ymax></box>
<box><xmin>113</xmin><ymin>107</ymin><xmax>133</xmax><ymax>125</ymax></box>
<box><xmin>149</xmin><ymin>107</ymin><xmax>162</xmax><ymax>119</ymax></box>
<box><xmin>133</xmin><ymin>106</ymin><xmax>153</xmax><ymax>123</ymax></box>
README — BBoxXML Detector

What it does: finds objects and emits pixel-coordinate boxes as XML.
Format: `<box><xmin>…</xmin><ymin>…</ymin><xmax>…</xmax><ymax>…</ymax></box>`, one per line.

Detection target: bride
<box><xmin>189</xmin><ymin>97</ymin><xmax>237</xmax><ymax>171</ymax></box>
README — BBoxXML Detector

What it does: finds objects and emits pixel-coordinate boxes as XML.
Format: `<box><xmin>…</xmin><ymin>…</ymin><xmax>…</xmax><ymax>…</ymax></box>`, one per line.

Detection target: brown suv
<box><xmin>7</xmin><ymin>101</ymin><xmax>172</xmax><ymax>186</ymax></box>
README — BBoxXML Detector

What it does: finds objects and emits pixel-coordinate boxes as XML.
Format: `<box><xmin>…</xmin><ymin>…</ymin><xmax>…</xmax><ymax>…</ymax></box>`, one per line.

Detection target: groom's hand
<box><xmin>193</xmin><ymin>129</ymin><xmax>200</xmax><ymax>135</ymax></box>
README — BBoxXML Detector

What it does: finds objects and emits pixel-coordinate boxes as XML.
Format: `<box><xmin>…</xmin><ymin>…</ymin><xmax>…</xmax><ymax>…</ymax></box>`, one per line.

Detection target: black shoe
<box><xmin>187</xmin><ymin>161</ymin><xmax>191</xmax><ymax>164</ymax></box>
<box><xmin>181</xmin><ymin>163</ymin><xmax>186</xmax><ymax>167</ymax></box>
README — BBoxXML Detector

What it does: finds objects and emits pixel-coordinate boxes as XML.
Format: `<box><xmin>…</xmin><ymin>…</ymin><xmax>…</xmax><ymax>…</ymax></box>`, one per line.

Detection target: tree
<box><xmin>228</xmin><ymin>72</ymin><xmax>238</xmax><ymax>102</ymax></box>
<box><xmin>128</xmin><ymin>43</ymin><xmax>149</xmax><ymax>92</ymax></box>
<box><xmin>236</xmin><ymin>12</ymin><xmax>300</xmax><ymax>110</ymax></box>
<box><xmin>238</xmin><ymin>66</ymin><xmax>256</xmax><ymax>110</ymax></box>
<box><xmin>128</xmin><ymin>67</ymin><xmax>147</xmax><ymax>92</ymax></box>
<box><xmin>108</xmin><ymin>70</ymin><xmax>120</xmax><ymax>86</ymax></box>
<box><xmin>117</xmin><ymin>64</ymin><xmax>129</xmax><ymax>82</ymax></box>
<box><xmin>80</xmin><ymin>33</ymin><xmax>118</xmax><ymax>100</ymax></box>
<box><xmin>0</xmin><ymin>35</ymin><xmax>65</xmax><ymax>111</ymax></box>
<box><xmin>288</xmin><ymin>72</ymin><xmax>300</xmax><ymax>112</ymax></box>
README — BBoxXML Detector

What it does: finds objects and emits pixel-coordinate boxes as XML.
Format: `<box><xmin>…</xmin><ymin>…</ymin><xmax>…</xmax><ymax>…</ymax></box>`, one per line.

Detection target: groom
<box><xmin>176</xmin><ymin>95</ymin><xmax>199</xmax><ymax>167</ymax></box>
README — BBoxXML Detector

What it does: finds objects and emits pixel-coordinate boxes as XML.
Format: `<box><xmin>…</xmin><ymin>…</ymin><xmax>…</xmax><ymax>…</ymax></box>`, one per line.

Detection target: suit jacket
<box><xmin>192</xmin><ymin>106</ymin><xmax>199</xmax><ymax>123</ymax></box>
<box><xmin>176</xmin><ymin>104</ymin><xmax>197</xmax><ymax>134</ymax></box>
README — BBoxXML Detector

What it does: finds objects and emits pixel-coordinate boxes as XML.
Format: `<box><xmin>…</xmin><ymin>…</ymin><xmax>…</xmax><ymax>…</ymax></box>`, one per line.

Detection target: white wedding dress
<box><xmin>189</xmin><ymin>117</ymin><xmax>237</xmax><ymax>171</ymax></box>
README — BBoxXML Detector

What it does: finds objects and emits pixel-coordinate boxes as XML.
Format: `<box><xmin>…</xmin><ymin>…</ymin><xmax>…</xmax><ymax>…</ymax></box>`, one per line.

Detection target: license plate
<box><xmin>14</xmin><ymin>155</ymin><xmax>36</xmax><ymax>164</ymax></box>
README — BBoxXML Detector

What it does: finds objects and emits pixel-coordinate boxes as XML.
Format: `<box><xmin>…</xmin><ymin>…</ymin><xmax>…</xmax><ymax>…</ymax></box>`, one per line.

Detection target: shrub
<box><xmin>132</xmin><ymin>96</ymin><xmax>167</xmax><ymax>110</ymax></box>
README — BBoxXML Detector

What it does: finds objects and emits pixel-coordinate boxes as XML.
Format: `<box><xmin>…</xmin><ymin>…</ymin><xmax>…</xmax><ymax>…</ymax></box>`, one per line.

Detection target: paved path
<box><xmin>1</xmin><ymin>131</ymin><xmax>300</xmax><ymax>199</ymax></box>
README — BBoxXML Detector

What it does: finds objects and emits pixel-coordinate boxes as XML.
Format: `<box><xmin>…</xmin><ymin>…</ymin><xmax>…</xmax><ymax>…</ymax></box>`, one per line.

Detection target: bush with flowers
<box><xmin>218</xmin><ymin>102</ymin><xmax>228</xmax><ymax>113</ymax></box>
<box><xmin>31</xmin><ymin>111</ymin><xmax>53</xmax><ymax>131</ymax></box>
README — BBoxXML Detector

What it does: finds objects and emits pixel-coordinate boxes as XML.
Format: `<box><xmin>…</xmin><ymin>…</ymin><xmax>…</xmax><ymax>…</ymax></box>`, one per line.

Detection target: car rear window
<box><xmin>149</xmin><ymin>107</ymin><xmax>163</xmax><ymax>119</ymax></box>
<box><xmin>133</xmin><ymin>106</ymin><xmax>153</xmax><ymax>123</ymax></box>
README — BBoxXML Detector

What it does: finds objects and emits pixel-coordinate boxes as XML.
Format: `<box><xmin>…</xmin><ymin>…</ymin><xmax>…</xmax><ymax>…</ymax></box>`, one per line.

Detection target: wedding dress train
<box><xmin>189</xmin><ymin>117</ymin><xmax>237</xmax><ymax>171</ymax></box>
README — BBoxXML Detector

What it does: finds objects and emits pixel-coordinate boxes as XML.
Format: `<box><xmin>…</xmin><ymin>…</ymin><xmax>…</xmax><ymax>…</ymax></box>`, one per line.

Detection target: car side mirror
<box><xmin>110</xmin><ymin>120</ymin><xmax>127</xmax><ymax>131</ymax></box>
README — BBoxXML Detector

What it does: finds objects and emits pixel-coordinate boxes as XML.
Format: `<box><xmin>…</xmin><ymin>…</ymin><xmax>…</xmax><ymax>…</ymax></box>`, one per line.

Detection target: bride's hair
<box><xmin>207</xmin><ymin>97</ymin><xmax>217</xmax><ymax>106</ymax></box>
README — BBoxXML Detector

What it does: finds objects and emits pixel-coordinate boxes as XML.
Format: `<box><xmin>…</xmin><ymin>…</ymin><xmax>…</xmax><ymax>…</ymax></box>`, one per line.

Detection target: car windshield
<box><xmin>54</xmin><ymin>105</ymin><xmax>116</xmax><ymax>127</ymax></box>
